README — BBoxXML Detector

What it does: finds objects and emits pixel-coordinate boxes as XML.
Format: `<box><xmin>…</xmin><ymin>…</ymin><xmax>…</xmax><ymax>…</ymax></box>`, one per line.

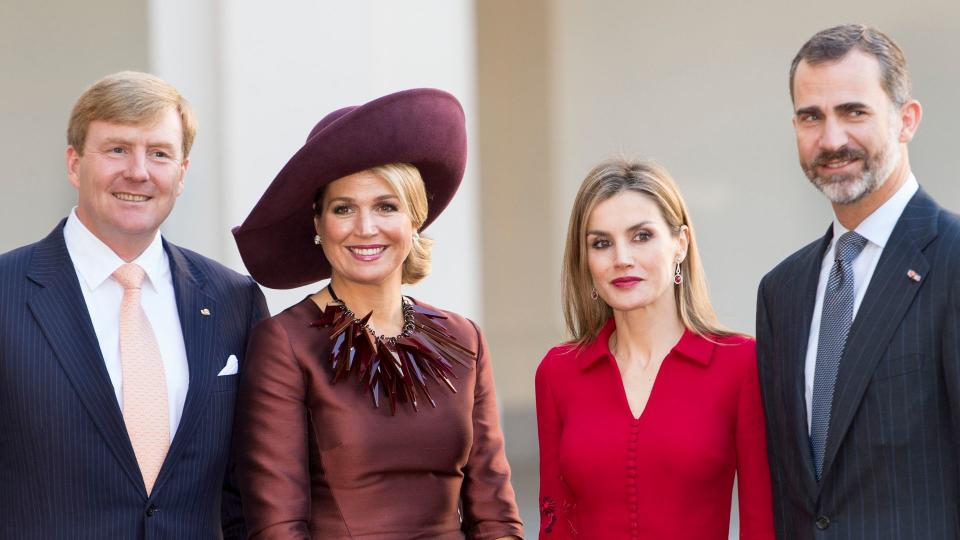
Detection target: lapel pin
<box><xmin>906</xmin><ymin>270</ymin><xmax>922</xmax><ymax>283</ymax></box>
<box><xmin>200</xmin><ymin>308</ymin><xmax>211</xmax><ymax>316</ymax></box>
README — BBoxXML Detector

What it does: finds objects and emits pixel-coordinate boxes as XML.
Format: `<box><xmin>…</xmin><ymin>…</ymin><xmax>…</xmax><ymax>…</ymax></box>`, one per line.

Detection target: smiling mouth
<box><xmin>114</xmin><ymin>192</ymin><xmax>151</xmax><ymax>202</ymax></box>
<box><xmin>820</xmin><ymin>158</ymin><xmax>858</xmax><ymax>170</ymax></box>
<box><xmin>348</xmin><ymin>246</ymin><xmax>386</xmax><ymax>256</ymax></box>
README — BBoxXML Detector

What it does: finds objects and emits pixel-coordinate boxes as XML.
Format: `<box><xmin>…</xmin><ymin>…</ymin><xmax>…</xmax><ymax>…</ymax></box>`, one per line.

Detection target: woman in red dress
<box><xmin>536</xmin><ymin>159</ymin><xmax>774</xmax><ymax>539</ymax></box>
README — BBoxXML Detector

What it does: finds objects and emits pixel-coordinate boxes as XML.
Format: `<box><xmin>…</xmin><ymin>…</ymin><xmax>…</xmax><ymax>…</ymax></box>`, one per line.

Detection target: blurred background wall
<box><xmin>3</xmin><ymin>0</ymin><xmax>959</xmax><ymax>535</ymax></box>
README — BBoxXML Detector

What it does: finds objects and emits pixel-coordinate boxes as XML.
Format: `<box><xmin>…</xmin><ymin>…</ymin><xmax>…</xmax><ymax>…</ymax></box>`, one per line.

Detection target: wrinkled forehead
<box><xmin>84</xmin><ymin>109</ymin><xmax>185</xmax><ymax>151</ymax></box>
<box><xmin>793</xmin><ymin>50</ymin><xmax>888</xmax><ymax>107</ymax></box>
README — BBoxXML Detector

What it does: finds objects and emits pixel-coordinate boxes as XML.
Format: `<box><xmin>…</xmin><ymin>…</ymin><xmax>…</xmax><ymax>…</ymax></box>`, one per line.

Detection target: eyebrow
<box><xmin>148</xmin><ymin>141</ymin><xmax>178</xmax><ymax>150</ymax></box>
<box><xmin>795</xmin><ymin>102</ymin><xmax>871</xmax><ymax>117</ymax></box>
<box><xmin>326</xmin><ymin>194</ymin><xmax>400</xmax><ymax>205</ymax></box>
<box><xmin>795</xmin><ymin>106</ymin><xmax>822</xmax><ymax>118</ymax></box>
<box><xmin>99</xmin><ymin>137</ymin><xmax>178</xmax><ymax>152</ymax></box>
<box><xmin>586</xmin><ymin>221</ymin><xmax>652</xmax><ymax>236</ymax></box>
<box><xmin>836</xmin><ymin>102</ymin><xmax>871</xmax><ymax>113</ymax></box>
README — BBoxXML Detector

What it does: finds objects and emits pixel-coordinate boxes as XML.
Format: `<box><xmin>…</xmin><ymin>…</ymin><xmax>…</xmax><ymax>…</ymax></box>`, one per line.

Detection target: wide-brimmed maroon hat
<box><xmin>232</xmin><ymin>88</ymin><xmax>467</xmax><ymax>289</ymax></box>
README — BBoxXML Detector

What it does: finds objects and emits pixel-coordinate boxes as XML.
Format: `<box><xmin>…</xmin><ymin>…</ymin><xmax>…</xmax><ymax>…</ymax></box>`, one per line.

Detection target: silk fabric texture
<box><xmin>113</xmin><ymin>262</ymin><xmax>170</xmax><ymax>494</ymax></box>
<box><xmin>234</xmin><ymin>297</ymin><xmax>523</xmax><ymax>539</ymax></box>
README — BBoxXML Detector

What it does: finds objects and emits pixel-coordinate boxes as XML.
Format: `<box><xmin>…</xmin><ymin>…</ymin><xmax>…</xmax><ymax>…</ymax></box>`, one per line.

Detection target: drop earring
<box><xmin>314</xmin><ymin>234</ymin><xmax>323</xmax><ymax>245</ymax></box>
<box><xmin>674</xmin><ymin>261</ymin><xmax>683</xmax><ymax>285</ymax></box>
<box><xmin>591</xmin><ymin>288</ymin><xmax>599</xmax><ymax>301</ymax></box>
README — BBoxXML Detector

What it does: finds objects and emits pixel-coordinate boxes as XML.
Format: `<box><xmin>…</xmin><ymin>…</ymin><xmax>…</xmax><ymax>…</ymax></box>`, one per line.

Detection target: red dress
<box><xmin>535</xmin><ymin>319</ymin><xmax>774</xmax><ymax>539</ymax></box>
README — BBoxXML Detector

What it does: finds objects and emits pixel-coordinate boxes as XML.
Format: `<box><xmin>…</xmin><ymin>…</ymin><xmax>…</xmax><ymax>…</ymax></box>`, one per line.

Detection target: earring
<box><xmin>314</xmin><ymin>234</ymin><xmax>322</xmax><ymax>245</ymax></box>
<box><xmin>591</xmin><ymin>288</ymin><xmax>599</xmax><ymax>301</ymax></box>
<box><xmin>412</xmin><ymin>231</ymin><xmax>420</xmax><ymax>243</ymax></box>
<box><xmin>674</xmin><ymin>261</ymin><xmax>683</xmax><ymax>285</ymax></box>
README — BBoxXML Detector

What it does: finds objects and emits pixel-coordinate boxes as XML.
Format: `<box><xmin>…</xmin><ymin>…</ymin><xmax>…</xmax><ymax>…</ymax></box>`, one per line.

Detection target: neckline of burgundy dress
<box><xmin>310</xmin><ymin>299</ymin><xmax>477</xmax><ymax>414</ymax></box>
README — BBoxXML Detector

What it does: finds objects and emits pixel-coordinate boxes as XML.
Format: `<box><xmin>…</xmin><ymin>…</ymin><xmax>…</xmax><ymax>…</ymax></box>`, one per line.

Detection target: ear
<box><xmin>676</xmin><ymin>225</ymin><xmax>690</xmax><ymax>263</ymax></box>
<box><xmin>66</xmin><ymin>146</ymin><xmax>82</xmax><ymax>189</ymax></box>
<box><xmin>313</xmin><ymin>213</ymin><xmax>323</xmax><ymax>233</ymax></box>
<box><xmin>897</xmin><ymin>99</ymin><xmax>922</xmax><ymax>143</ymax></box>
<box><xmin>175</xmin><ymin>157</ymin><xmax>189</xmax><ymax>197</ymax></box>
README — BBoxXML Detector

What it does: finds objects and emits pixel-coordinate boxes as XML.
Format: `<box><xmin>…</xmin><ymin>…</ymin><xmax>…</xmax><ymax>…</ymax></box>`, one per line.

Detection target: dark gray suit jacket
<box><xmin>757</xmin><ymin>188</ymin><xmax>960</xmax><ymax>539</ymax></box>
<box><xmin>0</xmin><ymin>221</ymin><xmax>268</xmax><ymax>539</ymax></box>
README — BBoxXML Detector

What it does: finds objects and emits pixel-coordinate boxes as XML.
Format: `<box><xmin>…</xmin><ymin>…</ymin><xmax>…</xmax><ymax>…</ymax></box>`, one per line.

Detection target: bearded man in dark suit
<box><xmin>757</xmin><ymin>24</ymin><xmax>960</xmax><ymax>539</ymax></box>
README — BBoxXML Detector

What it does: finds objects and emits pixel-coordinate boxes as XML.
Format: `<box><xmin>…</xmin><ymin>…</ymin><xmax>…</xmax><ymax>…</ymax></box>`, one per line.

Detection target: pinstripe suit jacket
<box><xmin>757</xmin><ymin>188</ymin><xmax>960</xmax><ymax>539</ymax></box>
<box><xmin>0</xmin><ymin>221</ymin><xmax>268</xmax><ymax>539</ymax></box>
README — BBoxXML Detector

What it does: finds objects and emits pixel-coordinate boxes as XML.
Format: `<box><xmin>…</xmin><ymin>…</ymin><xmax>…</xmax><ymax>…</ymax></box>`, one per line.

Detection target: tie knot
<box><xmin>113</xmin><ymin>263</ymin><xmax>146</xmax><ymax>290</ymax></box>
<box><xmin>835</xmin><ymin>231</ymin><xmax>867</xmax><ymax>263</ymax></box>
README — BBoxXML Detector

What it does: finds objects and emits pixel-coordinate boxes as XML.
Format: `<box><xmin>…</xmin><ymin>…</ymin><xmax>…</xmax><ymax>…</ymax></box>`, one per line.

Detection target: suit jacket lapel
<box><xmin>153</xmin><ymin>242</ymin><xmax>220</xmax><ymax>493</ymax></box>
<box><xmin>790</xmin><ymin>227</ymin><xmax>832</xmax><ymax>496</ymax></box>
<box><xmin>819</xmin><ymin>189</ymin><xmax>937</xmax><ymax>485</ymax></box>
<box><xmin>25</xmin><ymin>222</ymin><xmax>145</xmax><ymax>492</ymax></box>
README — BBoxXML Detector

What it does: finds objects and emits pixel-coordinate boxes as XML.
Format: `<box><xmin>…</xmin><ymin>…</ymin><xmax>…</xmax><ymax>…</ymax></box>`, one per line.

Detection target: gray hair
<box><xmin>789</xmin><ymin>24</ymin><xmax>911</xmax><ymax>106</ymax></box>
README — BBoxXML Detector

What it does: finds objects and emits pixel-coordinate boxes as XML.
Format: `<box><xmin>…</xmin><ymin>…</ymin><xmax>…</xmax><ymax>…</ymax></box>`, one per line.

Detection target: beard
<box><xmin>801</xmin><ymin>126</ymin><xmax>901</xmax><ymax>205</ymax></box>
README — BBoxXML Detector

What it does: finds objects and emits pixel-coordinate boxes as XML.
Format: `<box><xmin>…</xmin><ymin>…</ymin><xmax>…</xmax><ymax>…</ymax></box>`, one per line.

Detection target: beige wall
<box><xmin>549</xmin><ymin>1</ymin><xmax>960</xmax><ymax>335</ymax></box>
<box><xmin>476</xmin><ymin>0</ymin><xmax>960</xmax><ymax>533</ymax></box>
<box><xmin>4</xmin><ymin>0</ymin><xmax>960</xmax><ymax>534</ymax></box>
<box><xmin>477</xmin><ymin>0</ymin><xmax>960</xmax><ymax>410</ymax></box>
<box><xmin>0</xmin><ymin>0</ymin><xmax>149</xmax><ymax>251</ymax></box>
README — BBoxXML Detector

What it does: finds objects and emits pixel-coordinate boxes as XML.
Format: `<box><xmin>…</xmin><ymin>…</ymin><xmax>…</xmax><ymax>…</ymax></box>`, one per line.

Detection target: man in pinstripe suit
<box><xmin>757</xmin><ymin>24</ymin><xmax>960</xmax><ymax>539</ymax></box>
<box><xmin>0</xmin><ymin>72</ymin><xmax>267</xmax><ymax>539</ymax></box>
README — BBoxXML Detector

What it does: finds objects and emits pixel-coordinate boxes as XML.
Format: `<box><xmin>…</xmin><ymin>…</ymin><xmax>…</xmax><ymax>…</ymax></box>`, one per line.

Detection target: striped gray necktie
<box><xmin>810</xmin><ymin>230</ymin><xmax>867</xmax><ymax>480</ymax></box>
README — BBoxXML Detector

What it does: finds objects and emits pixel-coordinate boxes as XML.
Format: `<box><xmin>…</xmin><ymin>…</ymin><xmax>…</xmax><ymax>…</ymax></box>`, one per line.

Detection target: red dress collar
<box><xmin>577</xmin><ymin>318</ymin><xmax>717</xmax><ymax>371</ymax></box>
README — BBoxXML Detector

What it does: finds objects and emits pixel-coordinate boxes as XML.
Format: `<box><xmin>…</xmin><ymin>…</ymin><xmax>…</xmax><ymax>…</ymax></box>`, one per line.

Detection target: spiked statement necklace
<box><xmin>311</xmin><ymin>284</ymin><xmax>476</xmax><ymax>414</ymax></box>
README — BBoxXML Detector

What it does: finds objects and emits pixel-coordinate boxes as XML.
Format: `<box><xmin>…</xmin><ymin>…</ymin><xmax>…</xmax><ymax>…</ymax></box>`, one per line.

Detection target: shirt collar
<box><xmin>577</xmin><ymin>318</ymin><xmax>715</xmax><ymax>371</ymax></box>
<box><xmin>63</xmin><ymin>207</ymin><xmax>169</xmax><ymax>292</ymax></box>
<box><xmin>830</xmin><ymin>173</ymin><xmax>919</xmax><ymax>249</ymax></box>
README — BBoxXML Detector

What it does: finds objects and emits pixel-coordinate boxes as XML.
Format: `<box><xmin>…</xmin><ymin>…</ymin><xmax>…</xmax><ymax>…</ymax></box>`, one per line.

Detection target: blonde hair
<box><xmin>367</xmin><ymin>163</ymin><xmax>433</xmax><ymax>284</ymax></box>
<box><xmin>562</xmin><ymin>158</ymin><xmax>733</xmax><ymax>345</ymax></box>
<box><xmin>67</xmin><ymin>71</ymin><xmax>197</xmax><ymax>159</ymax></box>
<box><xmin>311</xmin><ymin>163</ymin><xmax>436</xmax><ymax>284</ymax></box>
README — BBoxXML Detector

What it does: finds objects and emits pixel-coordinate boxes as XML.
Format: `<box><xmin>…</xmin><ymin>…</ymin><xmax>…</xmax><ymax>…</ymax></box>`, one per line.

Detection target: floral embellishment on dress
<box><xmin>540</xmin><ymin>496</ymin><xmax>557</xmax><ymax>533</ymax></box>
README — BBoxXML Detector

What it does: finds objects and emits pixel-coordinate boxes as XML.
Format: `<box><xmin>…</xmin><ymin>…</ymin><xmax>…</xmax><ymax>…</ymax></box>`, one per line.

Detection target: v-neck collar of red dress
<box><xmin>577</xmin><ymin>318</ymin><xmax>716</xmax><ymax>371</ymax></box>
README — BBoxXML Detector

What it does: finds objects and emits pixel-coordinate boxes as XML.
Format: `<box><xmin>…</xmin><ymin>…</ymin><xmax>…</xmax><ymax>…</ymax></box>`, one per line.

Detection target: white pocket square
<box><xmin>218</xmin><ymin>355</ymin><xmax>239</xmax><ymax>376</ymax></box>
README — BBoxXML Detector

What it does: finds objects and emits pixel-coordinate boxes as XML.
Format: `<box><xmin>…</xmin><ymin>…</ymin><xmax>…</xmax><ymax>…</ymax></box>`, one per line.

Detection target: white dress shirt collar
<box><xmin>829</xmin><ymin>173</ymin><xmax>919</xmax><ymax>249</ymax></box>
<box><xmin>63</xmin><ymin>207</ymin><xmax>169</xmax><ymax>292</ymax></box>
<box><xmin>804</xmin><ymin>173</ymin><xmax>920</xmax><ymax>432</ymax></box>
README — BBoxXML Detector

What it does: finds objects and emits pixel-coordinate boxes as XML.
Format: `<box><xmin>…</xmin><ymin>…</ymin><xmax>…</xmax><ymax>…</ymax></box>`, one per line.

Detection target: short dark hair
<box><xmin>789</xmin><ymin>24</ymin><xmax>911</xmax><ymax>106</ymax></box>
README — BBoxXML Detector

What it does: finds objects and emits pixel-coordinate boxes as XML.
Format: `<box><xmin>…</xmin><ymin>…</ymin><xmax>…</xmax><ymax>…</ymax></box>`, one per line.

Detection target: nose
<box><xmin>354</xmin><ymin>209</ymin><xmax>378</xmax><ymax>237</ymax></box>
<box><xmin>819</xmin><ymin>116</ymin><xmax>849</xmax><ymax>151</ymax></box>
<box><xmin>613</xmin><ymin>243</ymin><xmax>634</xmax><ymax>268</ymax></box>
<box><xmin>123</xmin><ymin>152</ymin><xmax>149</xmax><ymax>182</ymax></box>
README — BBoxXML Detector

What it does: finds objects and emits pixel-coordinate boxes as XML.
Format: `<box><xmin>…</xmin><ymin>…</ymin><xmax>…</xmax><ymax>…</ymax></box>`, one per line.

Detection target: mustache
<box><xmin>812</xmin><ymin>147</ymin><xmax>867</xmax><ymax>168</ymax></box>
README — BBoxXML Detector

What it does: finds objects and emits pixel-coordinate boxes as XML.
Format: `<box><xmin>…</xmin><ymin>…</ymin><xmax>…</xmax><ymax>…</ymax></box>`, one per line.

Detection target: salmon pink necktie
<box><xmin>113</xmin><ymin>263</ymin><xmax>169</xmax><ymax>495</ymax></box>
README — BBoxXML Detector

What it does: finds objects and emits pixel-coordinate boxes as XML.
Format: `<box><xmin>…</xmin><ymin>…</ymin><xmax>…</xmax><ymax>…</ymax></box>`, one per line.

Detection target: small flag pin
<box><xmin>200</xmin><ymin>308</ymin><xmax>211</xmax><ymax>316</ymax></box>
<box><xmin>906</xmin><ymin>270</ymin><xmax>922</xmax><ymax>282</ymax></box>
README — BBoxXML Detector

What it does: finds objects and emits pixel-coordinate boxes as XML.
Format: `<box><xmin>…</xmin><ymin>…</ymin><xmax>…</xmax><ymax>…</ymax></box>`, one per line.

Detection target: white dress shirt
<box><xmin>804</xmin><ymin>174</ymin><xmax>919</xmax><ymax>431</ymax></box>
<box><xmin>64</xmin><ymin>208</ymin><xmax>189</xmax><ymax>441</ymax></box>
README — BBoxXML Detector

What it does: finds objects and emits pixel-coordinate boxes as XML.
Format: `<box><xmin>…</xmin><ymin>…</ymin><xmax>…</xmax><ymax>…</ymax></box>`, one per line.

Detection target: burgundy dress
<box><xmin>235</xmin><ymin>297</ymin><xmax>523</xmax><ymax>539</ymax></box>
<box><xmin>535</xmin><ymin>319</ymin><xmax>774</xmax><ymax>539</ymax></box>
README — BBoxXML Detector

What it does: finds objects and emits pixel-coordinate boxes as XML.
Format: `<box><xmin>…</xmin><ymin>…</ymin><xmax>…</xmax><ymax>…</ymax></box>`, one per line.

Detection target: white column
<box><xmin>150</xmin><ymin>0</ymin><xmax>480</xmax><ymax>319</ymax></box>
<box><xmin>149</xmin><ymin>0</ymin><xmax>227</xmax><ymax>261</ymax></box>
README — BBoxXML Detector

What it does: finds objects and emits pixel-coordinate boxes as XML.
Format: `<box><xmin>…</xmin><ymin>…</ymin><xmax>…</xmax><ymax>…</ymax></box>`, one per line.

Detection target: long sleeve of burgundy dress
<box><xmin>535</xmin><ymin>319</ymin><xmax>774</xmax><ymax>539</ymax></box>
<box><xmin>234</xmin><ymin>297</ymin><xmax>524</xmax><ymax>539</ymax></box>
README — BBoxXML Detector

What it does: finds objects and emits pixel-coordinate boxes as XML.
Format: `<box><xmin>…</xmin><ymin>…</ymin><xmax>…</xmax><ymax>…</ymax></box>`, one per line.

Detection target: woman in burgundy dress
<box><xmin>232</xmin><ymin>89</ymin><xmax>523</xmax><ymax>539</ymax></box>
<box><xmin>536</xmin><ymin>159</ymin><xmax>774</xmax><ymax>539</ymax></box>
